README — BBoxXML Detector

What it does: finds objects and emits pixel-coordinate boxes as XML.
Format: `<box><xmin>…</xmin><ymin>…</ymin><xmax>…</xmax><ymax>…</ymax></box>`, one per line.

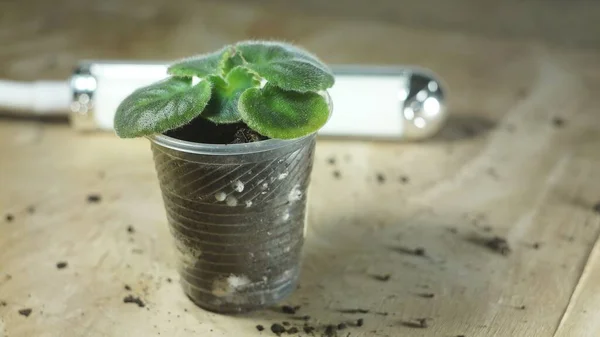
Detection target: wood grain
<box><xmin>2</xmin><ymin>1</ymin><xmax>600</xmax><ymax>336</ymax></box>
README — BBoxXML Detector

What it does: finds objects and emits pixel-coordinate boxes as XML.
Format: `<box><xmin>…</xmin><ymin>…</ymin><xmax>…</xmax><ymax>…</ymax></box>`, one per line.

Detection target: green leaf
<box><xmin>167</xmin><ymin>48</ymin><xmax>225</xmax><ymax>78</ymax></box>
<box><xmin>203</xmin><ymin>67</ymin><xmax>260</xmax><ymax>124</ymax></box>
<box><xmin>239</xmin><ymin>83</ymin><xmax>330</xmax><ymax>139</ymax></box>
<box><xmin>114</xmin><ymin>77</ymin><xmax>212</xmax><ymax>138</ymax></box>
<box><xmin>235</xmin><ymin>41</ymin><xmax>334</xmax><ymax>92</ymax></box>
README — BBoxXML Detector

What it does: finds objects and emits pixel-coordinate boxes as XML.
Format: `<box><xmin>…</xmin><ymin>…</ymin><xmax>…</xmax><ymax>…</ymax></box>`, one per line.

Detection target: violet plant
<box><xmin>114</xmin><ymin>40</ymin><xmax>335</xmax><ymax>140</ymax></box>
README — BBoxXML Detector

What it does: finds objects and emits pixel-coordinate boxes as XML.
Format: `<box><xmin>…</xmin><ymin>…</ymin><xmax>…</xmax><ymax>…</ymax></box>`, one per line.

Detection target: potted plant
<box><xmin>114</xmin><ymin>40</ymin><xmax>334</xmax><ymax>313</ymax></box>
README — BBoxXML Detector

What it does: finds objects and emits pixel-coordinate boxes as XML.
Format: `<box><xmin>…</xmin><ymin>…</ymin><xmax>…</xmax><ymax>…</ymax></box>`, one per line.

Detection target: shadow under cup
<box><xmin>149</xmin><ymin>133</ymin><xmax>316</xmax><ymax>313</ymax></box>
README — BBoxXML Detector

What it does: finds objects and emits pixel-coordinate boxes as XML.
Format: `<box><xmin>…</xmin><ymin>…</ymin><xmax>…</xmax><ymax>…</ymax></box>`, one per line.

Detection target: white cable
<box><xmin>0</xmin><ymin>80</ymin><xmax>70</xmax><ymax>115</ymax></box>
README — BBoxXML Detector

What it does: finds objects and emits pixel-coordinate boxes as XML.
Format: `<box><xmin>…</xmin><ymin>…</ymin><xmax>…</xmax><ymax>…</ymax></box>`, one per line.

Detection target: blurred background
<box><xmin>2</xmin><ymin>0</ymin><xmax>600</xmax><ymax>79</ymax></box>
<box><xmin>3</xmin><ymin>0</ymin><xmax>600</xmax><ymax>137</ymax></box>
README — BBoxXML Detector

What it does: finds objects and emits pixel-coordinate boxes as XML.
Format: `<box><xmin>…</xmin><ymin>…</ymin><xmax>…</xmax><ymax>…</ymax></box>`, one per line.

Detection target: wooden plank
<box><xmin>2</xmin><ymin>1</ymin><xmax>600</xmax><ymax>336</ymax></box>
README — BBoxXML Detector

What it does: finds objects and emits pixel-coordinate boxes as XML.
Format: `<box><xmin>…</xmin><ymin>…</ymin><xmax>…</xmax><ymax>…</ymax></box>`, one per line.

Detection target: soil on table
<box><xmin>165</xmin><ymin>118</ymin><xmax>268</xmax><ymax>144</ymax></box>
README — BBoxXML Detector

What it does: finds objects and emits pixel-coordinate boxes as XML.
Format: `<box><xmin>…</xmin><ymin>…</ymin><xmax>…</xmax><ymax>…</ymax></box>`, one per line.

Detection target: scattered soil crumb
<box><xmin>338</xmin><ymin>309</ymin><xmax>369</xmax><ymax>314</ymax></box>
<box><xmin>303</xmin><ymin>326</ymin><xmax>315</xmax><ymax>334</ymax></box>
<box><xmin>166</xmin><ymin>278</ymin><xmax>172</xmax><ymax>283</ymax></box>
<box><xmin>184</xmin><ymin>308</ymin><xmax>188</xmax><ymax>312</ymax></box>
<box><xmin>302</xmin><ymin>315</ymin><xmax>311</xmax><ymax>320</ymax></box>
<box><xmin>282</xmin><ymin>305</ymin><xmax>300</xmax><ymax>314</ymax></box>
<box><xmin>593</xmin><ymin>202</ymin><xmax>600</xmax><ymax>214</ymax></box>
<box><xmin>87</xmin><ymin>194</ymin><xmax>102</xmax><ymax>203</ymax></box>
<box><xmin>337</xmin><ymin>323</ymin><xmax>348</xmax><ymax>330</ymax></box>
<box><xmin>27</xmin><ymin>206</ymin><xmax>35</xmax><ymax>214</ymax></box>
<box><xmin>486</xmin><ymin>236</ymin><xmax>511</xmax><ymax>255</ymax></box>
<box><xmin>371</xmin><ymin>274</ymin><xmax>391</xmax><ymax>282</ymax></box>
<box><xmin>123</xmin><ymin>295</ymin><xmax>145</xmax><ymax>308</ymax></box>
<box><xmin>1</xmin><ymin>301</ymin><xmax>7</xmax><ymax>306</ymax></box>
<box><xmin>376</xmin><ymin>173</ymin><xmax>386</xmax><ymax>184</ymax></box>
<box><xmin>447</xmin><ymin>227</ymin><xmax>458</xmax><ymax>234</ymax></box>
<box><xmin>327</xmin><ymin>157</ymin><xmax>336</xmax><ymax>165</ymax></box>
<box><xmin>390</xmin><ymin>246</ymin><xmax>426</xmax><ymax>257</ymax></box>
<box><xmin>469</xmin><ymin>235</ymin><xmax>511</xmax><ymax>255</ymax></box>
<box><xmin>517</xmin><ymin>305</ymin><xmax>526</xmax><ymax>310</ymax></box>
<box><xmin>18</xmin><ymin>308</ymin><xmax>32</xmax><ymax>317</ymax></box>
<box><xmin>399</xmin><ymin>176</ymin><xmax>409</xmax><ymax>184</ymax></box>
<box><xmin>356</xmin><ymin>318</ymin><xmax>364</xmax><ymax>327</ymax></box>
<box><xmin>127</xmin><ymin>225</ymin><xmax>135</xmax><ymax>234</ymax></box>
<box><xmin>531</xmin><ymin>242</ymin><xmax>541</xmax><ymax>249</ymax></box>
<box><xmin>333</xmin><ymin>170</ymin><xmax>341</xmax><ymax>179</ymax></box>
<box><xmin>417</xmin><ymin>293</ymin><xmax>435</xmax><ymax>298</ymax></box>
<box><xmin>124</xmin><ymin>285</ymin><xmax>131</xmax><ymax>291</ymax></box>
<box><xmin>256</xmin><ymin>325</ymin><xmax>265</xmax><ymax>331</ymax></box>
<box><xmin>552</xmin><ymin>117</ymin><xmax>566</xmax><ymax>128</ymax></box>
<box><xmin>324</xmin><ymin>325</ymin><xmax>336</xmax><ymax>336</ymax></box>
<box><xmin>271</xmin><ymin>323</ymin><xmax>286</xmax><ymax>336</ymax></box>
<box><xmin>282</xmin><ymin>321</ymin><xmax>290</xmax><ymax>326</ymax></box>
<box><xmin>287</xmin><ymin>327</ymin><xmax>299</xmax><ymax>334</ymax></box>
<box><xmin>56</xmin><ymin>261</ymin><xmax>68</xmax><ymax>269</ymax></box>
<box><xmin>402</xmin><ymin>318</ymin><xmax>429</xmax><ymax>329</ymax></box>
<box><xmin>482</xmin><ymin>226</ymin><xmax>492</xmax><ymax>232</ymax></box>
<box><xmin>5</xmin><ymin>213</ymin><xmax>14</xmax><ymax>222</ymax></box>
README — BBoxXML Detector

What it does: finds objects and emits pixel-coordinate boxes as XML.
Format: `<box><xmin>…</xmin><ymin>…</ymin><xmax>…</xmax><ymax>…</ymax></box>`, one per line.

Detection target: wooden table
<box><xmin>2</xmin><ymin>1</ymin><xmax>600</xmax><ymax>336</ymax></box>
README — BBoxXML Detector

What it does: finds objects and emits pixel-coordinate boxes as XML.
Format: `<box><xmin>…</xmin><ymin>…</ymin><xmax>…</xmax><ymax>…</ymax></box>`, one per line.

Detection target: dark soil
<box><xmin>333</xmin><ymin>170</ymin><xmax>341</xmax><ymax>179</ymax></box>
<box><xmin>286</xmin><ymin>327</ymin><xmax>299</xmax><ymax>334</ymax></box>
<box><xmin>356</xmin><ymin>318</ymin><xmax>364</xmax><ymax>327</ymax></box>
<box><xmin>256</xmin><ymin>325</ymin><xmax>265</xmax><ymax>331</ymax></box>
<box><xmin>282</xmin><ymin>321</ymin><xmax>290</xmax><ymax>326</ymax></box>
<box><xmin>338</xmin><ymin>309</ymin><xmax>369</xmax><ymax>314</ymax></box>
<box><xmin>87</xmin><ymin>194</ymin><xmax>102</xmax><ymax>203</ymax></box>
<box><xmin>282</xmin><ymin>305</ymin><xmax>300</xmax><ymax>314</ymax></box>
<box><xmin>337</xmin><ymin>323</ymin><xmax>348</xmax><ymax>330</ymax></box>
<box><xmin>402</xmin><ymin>318</ymin><xmax>429</xmax><ymax>329</ymax></box>
<box><xmin>270</xmin><ymin>323</ymin><xmax>286</xmax><ymax>336</ymax></box>
<box><xmin>123</xmin><ymin>295</ymin><xmax>145</xmax><ymax>307</ymax></box>
<box><xmin>593</xmin><ymin>202</ymin><xmax>600</xmax><ymax>214</ymax></box>
<box><xmin>552</xmin><ymin>117</ymin><xmax>566</xmax><ymax>128</ymax></box>
<box><xmin>127</xmin><ymin>225</ymin><xmax>135</xmax><ymax>234</ymax></box>
<box><xmin>18</xmin><ymin>308</ymin><xmax>32</xmax><ymax>317</ymax></box>
<box><xmin>327</xmin><ymin>157</ymin><xmax>336</xmax><ymax>165</ymax></box>
<box><xmin>486</xmin><ymin>237</ymin><xmax>511</xmax><ymax>255</ymax></box>
<box><xmin>303</xmin><ymin>326</ymin><xmax>315</xmax><ymax>334</ymax></box>
<box><xmin>27</xmin><ymin>206</ymin><xmax>35</xmax><ymax>214</ymax></box>
<box><xmin>469</xmin><ymin>235</ymin><xmax>511</xmax><ymax>255</ymax></box>
<box><xmin>165</xmin><ymin>118</ymin><xmax>268</xmax><ymax>144</ymax></box>
<box><xmin>376</xmin><ymin>173</ymin><xmax>386</xmax><ymax>184</ymax></box>
<box><xmin>371</xmin><ymin>274</ymin><xmax>391</xmax><ymax>282</ymax></box>
<box><xmin>517</xmin><ymin>305</ymin><xmax>526</xmax><ymax>310</ymax></box>
<box><xmin>124</xmin><ymin>285</ymin><xmax>132</xmax><ymax>291</ymax></box>
<box><xmin>531</xmin><ymin>242</ymin><xmax>541</xmax><ymax>249</ymax></box>
<box><xmin>56</xmin><ymin>261</ymin><xmax>68</xmax><ymax>269</ymax></box>
<box><xmin>324</xmin><ymin>325</ymin><xmax>335</xmax><ymax>336</ymax></box>
<box><xmin>1</xmin><ymin>301</ymin><xmax>7</xmax><ymax>306</ymax></box>
<box><xmin>5</xmin><ymin>213</ymin><xmax>14</xmax><ymax>222</ymax></box>
<box><xmin>399</xmin><ymin>176</ymin><xmax>410</xmax><ymax>184</ymax></box>
<box><xmin>417</xmin><ymin>293</ymin><xmax>435</xmax><ymax>298</ymax></box>
<box><xmin>166</xmin><ymin>278</ymin><xmax>172</xmax><ymax>283</ymax></box>
<box><xmin>390</xmin><ymin>246</ymin><xmax>426</xmax><ymax>257</ymax></box>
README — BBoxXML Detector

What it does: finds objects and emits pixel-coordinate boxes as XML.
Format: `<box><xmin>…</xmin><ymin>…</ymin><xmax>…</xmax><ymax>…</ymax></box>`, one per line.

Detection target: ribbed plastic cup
<box><xmin>148</xmin><ymin>133</ymin><xmax>316</xmax><ymax>313</ymax></box>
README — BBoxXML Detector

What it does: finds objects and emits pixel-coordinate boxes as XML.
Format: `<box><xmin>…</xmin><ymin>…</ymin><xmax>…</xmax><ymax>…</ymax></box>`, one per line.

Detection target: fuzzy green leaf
<box><xmin>167</xmin><ymin>49</ymin><xmax>225</xmax><ymax>78</ymax></box>
<box><xmin>114</xmin><ymin>77</ymin><xmax>211</xmax><ymax>138</ymax></box>
<box><xmin>239</xmin><ymin>83</ymin><xmax>330</xmax><ymax>139</ymax></box>
<box><xmin>203</xmin><ymin>67</ymin><xmax>260</xmax><ymax>124</ymax></box>
<box><xmin>235</xmin><ymin>41</ymin><xmax>334</xmax><ymax>92</ymax></box>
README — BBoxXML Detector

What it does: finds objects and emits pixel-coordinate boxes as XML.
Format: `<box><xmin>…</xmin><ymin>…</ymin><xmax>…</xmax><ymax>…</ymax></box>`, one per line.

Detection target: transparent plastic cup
<box><xmin>148</xmin><ymin>132</ymin><xmax>317</xmax><ymax>313</ymax></box>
